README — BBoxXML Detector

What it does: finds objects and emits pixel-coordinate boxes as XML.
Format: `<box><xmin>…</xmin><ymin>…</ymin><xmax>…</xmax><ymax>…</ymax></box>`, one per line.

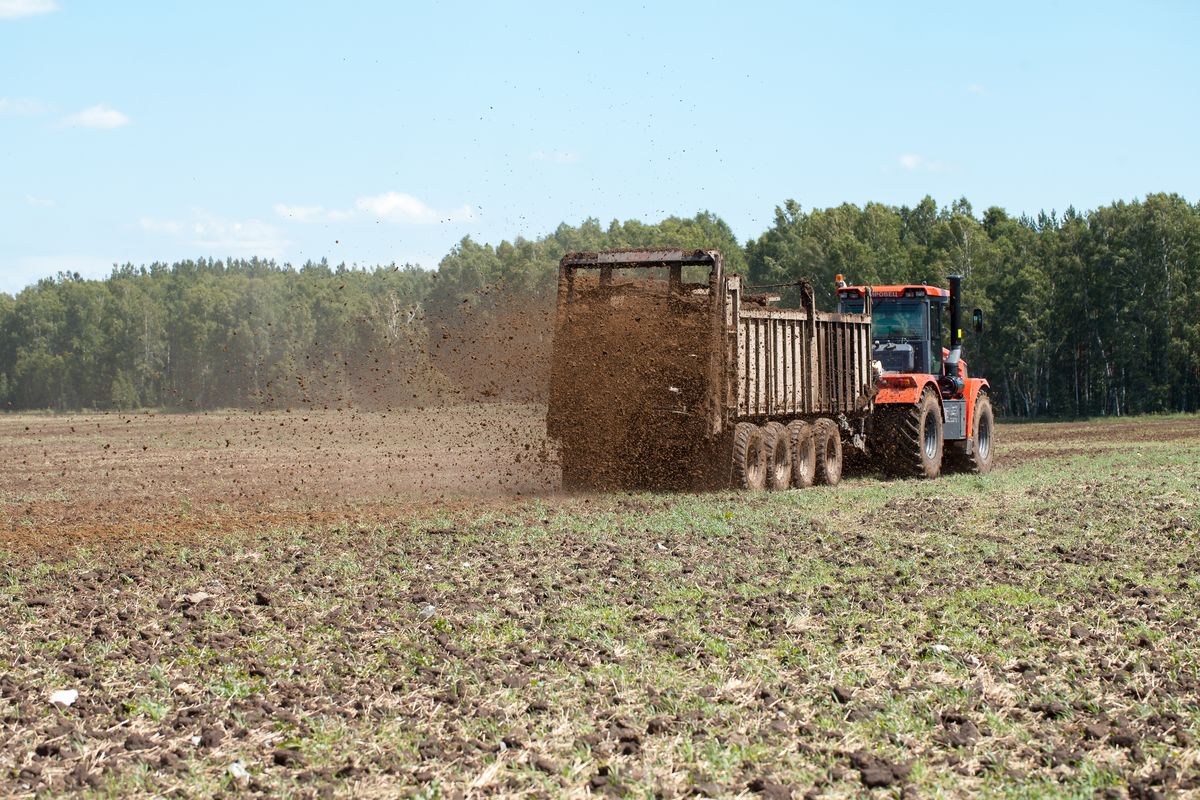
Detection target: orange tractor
<box><xmin>836</xmin><ymin>273</ymin><xmax>994</xmax><ymax>477</ymax></box>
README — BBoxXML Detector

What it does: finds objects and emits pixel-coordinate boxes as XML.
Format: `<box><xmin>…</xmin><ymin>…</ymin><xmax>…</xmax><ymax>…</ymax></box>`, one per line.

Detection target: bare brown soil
<box><xmin>994</xmin><ymin>414</ymin><xmax>1200</xmax><ymax>464</ymax></box>
<box><xmin>0</xmin><ymin>405</ymin><xmax>555</xmax><ymax>548</ymax></box>
<box><xmin>4</xmin><ymin>408</ymin><xmax>1198</xmax><ymax>548</ymax></box>
<box><xmin>2</xmin><ymin>410</ymin><xmax>1199</xmax><ymax>796</ymax></box>
<box><xmin>1000</xmin><ymin>414</ymin><xmax>1200</xmax><ymax>445</ymax></box>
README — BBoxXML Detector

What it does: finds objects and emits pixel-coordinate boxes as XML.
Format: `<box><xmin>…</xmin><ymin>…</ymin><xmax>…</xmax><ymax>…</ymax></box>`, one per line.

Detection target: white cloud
<box><xmin>24</xmin><ymin>194</ymin><xmax>55</xmax><ymax>207</ymax></box>
<box><xmin>62</xmin><ymin>104</ymin><xmax>130</xmax><ymax>129</ymax></box>
<box><xmin>531</xmin><ymin>149</ymin><xmax>580</xmax><ymax>164</ymax></box>
<box><xmin>273</xmin><ymin>203</ymin><xmax>354</xmax><ymax>224</ymax></box>
<box><xmin>0</xmin><ymin>97</ymin><xmax>45</xmax><ymax>115</ymax></box>
<box><xmin>273</xmin><ymin>193</ymin><xmax>472</xmax><ymax>226</ymax></box>
<box><xmin>138</xmin><ymin>216</ymin><xmax>183</xmax><ymax>235</ymax></box>
<box><xmin>140</xmin><ymin>211</ymin><xmax>289</xmax><ymax>256</ymax></box>
<box><xmin>898</xmin><ymin>153</ymin><xmax>946</xmax><ymax>172</ymax></box>
<box><xmin>355</xmin><ymin>191</ymin><xmax>474</xmax><ymax>224</ymax></box>
<box><xmin>0</xmin><ymin>0</ymin><xmax>58</xmax><ymax>19</ymax></box>
<box><xmin>190</xmin><ymin>214</ymin><xmax>286</xmax><ymax>253</ymax></box>
<box><xmin>967</xmin><ymin>84</ymin><xmax>986</xmax><ymax>94</ymax></box>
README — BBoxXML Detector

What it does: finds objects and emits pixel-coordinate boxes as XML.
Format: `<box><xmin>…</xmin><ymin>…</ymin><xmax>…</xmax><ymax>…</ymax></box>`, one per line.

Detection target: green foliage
<box><xmin>110</xmin><ymin>369</ymin><xmax>139</xmax><ymax>410</ymax></box>
<box><xmin>746</xmin><ymin>193</ymin><xmax>1200</xmax><ymax>416</ymax></box>
<box><xmin>1</xmin><ymin>198</ymin><xmax>1197</xmax><ymax>415</ymax></box>
<box><xmin>0</xmin><ymin>258</ymin><xmax>439</xmax><ymax>411</ymax></box>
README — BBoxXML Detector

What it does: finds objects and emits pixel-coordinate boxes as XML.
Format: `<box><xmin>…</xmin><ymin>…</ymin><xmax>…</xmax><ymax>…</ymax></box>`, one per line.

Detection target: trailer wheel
<box><xmin>813</xmin><ymin>418</ymin><xmax>842</xmax><ymax>486</ymax></box>
<box><xmin>787</xmin><ymin>421</ymin><xmax>816</xmax><ymax>488</ymax></box>
<box><xmin>946</xmin><ymin>392</ymin><xmax>995</xmax><ymax>475</ymax></box>
<box><xmin>732</xmin><ymin>422</ymin><xmax>768</xmax><ymax>490</ymax></box>
<box><xmin>763</xmin><ymin>422</ymin><xmax>792</xmax><ymax>490</ymax></box>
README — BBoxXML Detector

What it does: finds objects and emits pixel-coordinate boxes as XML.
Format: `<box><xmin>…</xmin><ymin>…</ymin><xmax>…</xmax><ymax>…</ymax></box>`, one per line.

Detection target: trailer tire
<box><xmin>732</xmin><ymin>422</ymin><xmax>768</xmax><ymax>491</ymax></box>
<box><xmin>787</xmin><ymin>421</ymin><xmax>816</xmax><ymax>488</ymax></box>
<box><xmin>763</xmin><ymin>422</ymin><xmax>792</xmax><ymax>490</ymax></box>
<box><xmin>813</xmin><ymin>418</ymin><xmax>842</xmax><ymax>486</ymax></box>
<box><xmin>946</xmin><ymin>392</ymin><xmax>994</xmax><ymax>475</ymax></box>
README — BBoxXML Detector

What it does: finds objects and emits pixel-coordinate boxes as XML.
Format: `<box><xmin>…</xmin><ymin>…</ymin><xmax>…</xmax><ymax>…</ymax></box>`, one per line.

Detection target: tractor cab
<box><xmin>835</xmin><ymin>272</ymin><xmax>994</xmax><ymax>477</ymax></box>
<box><xmin>835</xmin><ymin>281</ymin><xmax>950</xmax><ymax>377</ymax></box>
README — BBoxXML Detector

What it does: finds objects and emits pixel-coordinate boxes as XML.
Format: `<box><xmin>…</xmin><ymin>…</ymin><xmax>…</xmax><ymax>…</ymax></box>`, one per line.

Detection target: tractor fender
<box><xmin>874</xmin><ymin>376</ymin><xmax>942</xmax><ymax>408</ymax></box>
<box><xmin>963</xmin><ymin>379</ymin><xmax>990</xmax><ymax>439</ymax></box>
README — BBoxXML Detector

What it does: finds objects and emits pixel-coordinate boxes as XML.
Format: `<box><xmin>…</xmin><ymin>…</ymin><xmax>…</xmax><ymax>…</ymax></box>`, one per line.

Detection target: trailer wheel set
<box><xmin>731</xmin><ymin>418</ymin><xmax>844</xmax><ymax>490</ymax></box>
<box><xmin>728</xmin><ymin>396</ymin><xmax>994</xmax><ymax>490</ymax></box>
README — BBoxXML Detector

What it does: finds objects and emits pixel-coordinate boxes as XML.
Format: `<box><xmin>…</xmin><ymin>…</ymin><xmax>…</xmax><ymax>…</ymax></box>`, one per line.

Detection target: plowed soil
<box><xmin>1</xmin><ymin>405</ymin><xmax>555</xmax><ymax>548</ymax></box>
<box><xmin>2</xmin><ymin>409</ymin><xmax>1199</xmax><ymax>797</ymax></box>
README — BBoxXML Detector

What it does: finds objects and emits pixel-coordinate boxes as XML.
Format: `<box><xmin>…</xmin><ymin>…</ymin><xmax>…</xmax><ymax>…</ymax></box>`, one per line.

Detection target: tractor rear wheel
<box><xmin>880</xmin><ymin>387</ymin><xmax>943</xmax><ymax>478</ymax></box>
<box><xmin>946</xmin><ymin>393</ymin><xmax>995</xmax><ymax>474</ymax></box>
<box><xmin>732</xmin><ymin>422</ymin><xmax>768</xmax><ymax>490</ymax></box>
<box><xmin>764</xmin><ymin>422</ymin><xmax>792</xmax><ymax>490</ymax></box>
<box><xmin>813</xmin><ymin>418</ymin><xmax>842</xmax><ymax>486</ymax></box>
<box><xmin>787</xmin><ymin>420</ymin><xmax>816</xmax><ymax>488</ymax></box>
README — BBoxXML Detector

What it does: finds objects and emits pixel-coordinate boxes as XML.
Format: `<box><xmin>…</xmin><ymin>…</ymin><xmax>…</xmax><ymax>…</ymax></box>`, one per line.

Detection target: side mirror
<box><xmin>972</xmin><ymin>308</ymin><xmax>983</xmax><ymax>333</ymax></box>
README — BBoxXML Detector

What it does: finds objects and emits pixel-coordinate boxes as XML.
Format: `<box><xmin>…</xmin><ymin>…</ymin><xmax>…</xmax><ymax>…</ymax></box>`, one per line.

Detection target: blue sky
<box><xmin>2</xmin><ymin>0</ymin><xmax>1197</xmax><ymax>294</ymax></box>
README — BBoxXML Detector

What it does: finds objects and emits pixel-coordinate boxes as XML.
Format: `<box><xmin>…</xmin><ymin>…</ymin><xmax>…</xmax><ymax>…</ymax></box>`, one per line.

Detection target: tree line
<box><xmin>2</xmin><ymin>194</ymin><xmax>1197</xmax><ymax>417</ymax></box>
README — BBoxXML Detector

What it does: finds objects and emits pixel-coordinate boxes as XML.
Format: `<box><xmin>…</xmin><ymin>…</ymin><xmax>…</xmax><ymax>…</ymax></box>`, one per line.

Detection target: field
<box><xmin>2</xmin><ymin>408</ymin><xmax>1198</xmax><ymax>798</ymax></box>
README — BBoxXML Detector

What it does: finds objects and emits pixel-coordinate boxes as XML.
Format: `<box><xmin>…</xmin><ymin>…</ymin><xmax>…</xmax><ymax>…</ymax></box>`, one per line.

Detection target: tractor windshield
<box><xmin>870</xmin><ymin>300</ymin><xmax>927</xmax><ymax>340</ymax></box>
<box><xmin>839</xmin><ymin>293</ymin><xmax>942</xmax><ymax>374</ymax></box>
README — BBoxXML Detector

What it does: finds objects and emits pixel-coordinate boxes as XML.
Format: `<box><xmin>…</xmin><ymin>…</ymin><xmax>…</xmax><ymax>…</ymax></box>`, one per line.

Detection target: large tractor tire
<box><xmin>787</xmin><ymin>420</ymin><xmax>816</xmax><ymax>488</ymax></box>
<box><xmin>732</xmin><ymin>422</ymin><xmax>768</xmax><ymax>490</ymax></box>
<box><xmin>946</xmin><ymin>392</ymin><xmax>995</xmax><ymax>474</ymax></box>
<box><xmin>813</xmin><ymin>418</ymin><xmax>843</xmax><ymax>486</ymax></box>
<box><xmin>879</xmin><ymin>387</ymin><xmax>943</xmax><ymax>479</ymax></box>
<box><xmin>763</xmin><ymin>422</ymin><xmax>792</xmax><ymax>490</ymax></box>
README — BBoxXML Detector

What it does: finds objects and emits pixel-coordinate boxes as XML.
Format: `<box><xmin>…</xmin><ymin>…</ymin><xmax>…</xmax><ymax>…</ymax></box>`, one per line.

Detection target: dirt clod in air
<box><xmin>548</xmin><ymin>276</ymin><xmax>716</xmax><ymax>491</ymax></box>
